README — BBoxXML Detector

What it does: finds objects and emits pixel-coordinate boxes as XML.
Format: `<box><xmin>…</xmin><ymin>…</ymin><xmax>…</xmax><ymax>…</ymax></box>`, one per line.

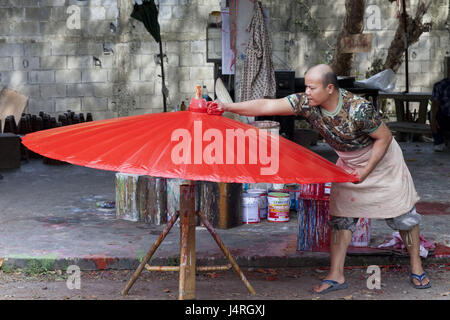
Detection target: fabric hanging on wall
<box><xmin>239</xmin><ymin>1</ymin><xmax>276</xmax><ymax>102</ymax></box>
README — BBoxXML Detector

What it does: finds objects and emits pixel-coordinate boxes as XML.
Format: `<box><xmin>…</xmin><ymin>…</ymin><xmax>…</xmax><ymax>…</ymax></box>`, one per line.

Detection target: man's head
<box><xmin>304</xmin><ymin>64</ymin><xmax>339</xmax><ymax>106</ymax></box>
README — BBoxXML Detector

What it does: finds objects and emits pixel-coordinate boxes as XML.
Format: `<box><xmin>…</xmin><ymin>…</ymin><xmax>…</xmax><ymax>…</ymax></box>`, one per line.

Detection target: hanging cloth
<box><xmin>239</xmin><ymin>1</ymin><xmax>276</xmax><ymax>102</ymax></box>
<box><xmin>131</xmin><ymin>0</ymin><xmax>161</xmax><ymax>43</ymax></box>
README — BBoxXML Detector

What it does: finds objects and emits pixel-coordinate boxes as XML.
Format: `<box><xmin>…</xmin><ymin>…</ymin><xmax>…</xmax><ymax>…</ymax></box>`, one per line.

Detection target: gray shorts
<box><xmin>329</xmin><ymin>206</ymin><xmax>421</xmax><ymax>232</ymax></box>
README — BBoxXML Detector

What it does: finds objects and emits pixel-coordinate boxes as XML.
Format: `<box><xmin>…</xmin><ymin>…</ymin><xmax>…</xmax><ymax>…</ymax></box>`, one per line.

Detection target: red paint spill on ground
<box><xmin>82</xmin><ymin>256</ymin><xmax>116</xmax><ymax>270</ymax></box>
<box><xmin>416</xmin><ymin>202</ymin><xmax>450</xmax><ymax>215</ymax></box>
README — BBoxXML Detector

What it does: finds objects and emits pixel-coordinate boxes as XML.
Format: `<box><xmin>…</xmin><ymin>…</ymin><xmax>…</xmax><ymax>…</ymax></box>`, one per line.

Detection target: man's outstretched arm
<box><xmin>215</xmin><ymin>97</ymin><xmax>295</xmax><ymax>117</ymax></box>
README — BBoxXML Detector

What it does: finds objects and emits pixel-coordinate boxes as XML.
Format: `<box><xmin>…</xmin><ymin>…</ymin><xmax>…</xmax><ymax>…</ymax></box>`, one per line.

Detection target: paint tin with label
<box><xmin>247</xmin><ymin>189</ymin><xmax>268</xmax><ymax>219</ymax></box>
<box><xmin>267</xmin><ymin>192</ymin><xmax>290</xmax><ymax>222</ymax></box>
<box><xmin>242</xmin><ymin>193</ymin><xmax>260</xmax><ymax>224</ymax></box>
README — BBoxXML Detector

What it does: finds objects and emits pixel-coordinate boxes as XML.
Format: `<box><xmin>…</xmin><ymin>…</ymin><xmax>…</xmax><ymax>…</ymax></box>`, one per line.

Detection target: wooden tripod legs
<box><xmin>122</xmin><ymin>184</ymin><xmax>255</xmax><ymax>299</ymax></box>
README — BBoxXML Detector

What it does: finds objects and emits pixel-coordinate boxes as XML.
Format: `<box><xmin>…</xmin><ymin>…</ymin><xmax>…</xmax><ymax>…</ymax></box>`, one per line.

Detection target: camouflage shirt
<box><xmin>286</xmin><ymin>89</ymin><xmax>383</xmax><ymax>152</ymax></box>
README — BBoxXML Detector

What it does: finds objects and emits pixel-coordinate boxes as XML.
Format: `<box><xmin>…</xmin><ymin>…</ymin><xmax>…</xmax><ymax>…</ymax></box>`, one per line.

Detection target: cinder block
<box><xmin>13</xmin><ymin>57</ymin><xmax>39</xmax><ymax>71</ymax></box>
<box><xmin>67</xmin><ymin>56</ymin><xmax>93</xmax><ymax>69</ymax></box>
<box><xmin>189</xmin><ymin>66</ymin><xmax>213</xmax><ymax>81</ymax></box>
<box><xmin>55</xmin><ymin>69</ymin><xmax>81</xmax><ymax>83</ymax></box>
<box><xmin>81</xmin><ymin>69</ymin><xmax>108</xmax><ymax>83</ymax></box>
<box><xmin>40</xmin><ymin>84</ymin><xmax>66</xmax><ymax>98</ymax></box>
<box><xmin>67</xmin><ymin>83</ymin><xmax>94</xmax><ymax>97</ymax></box>
<box><xmin>24</xmin><ymin>42</ymin><xmax>51</xmax><ymax>57</ymax></box>
<box><xmin>27</xmin><ymin>98</ymin><xmax>55</xmax><ymax>113</ymax></box>
<box><xmin>0</xmin><ymin>43</ymin><xmax>24</xmax><ymax>57</ymax></box>
<box><xmin>25</xmin><ymin>7</ymin><xmax>50</xmax><ymax>21</ymax></box>
<box><xmin>54</xmin><ymin>97</ymin><xmax>81</xmax><ymax>112</ymax></box>
<box><xmin>52</xmin><ymin>42</ymin><xmax>78</xmax><ymax>56</ymax></box>
<box><xmin>82</xmin><ymin>97</ymin><xmax>108</xmax><ymax>111</ymax></box>
<box><xmin>28</xmin><ymin>70</ymin><xmax>55</xmax><ymax>84</ymax></box>
<box><xmin>0</xmin><ymin>57</ymin><xmax>13</xmax><ymax>71</ymax></box>
<box><xmin>11</xmin><ymin>21</ymin><xmax>40</xmax><ymax>36</ymax></box>
<box><xmin>40</xmin><ymin>56</ymin><xmax>67</xmax><ymax>70</ymax></box>
<box><xmin>41</xmin><ymin>0</ymin><xmax>66</xmax><ymax>6</ymax></box>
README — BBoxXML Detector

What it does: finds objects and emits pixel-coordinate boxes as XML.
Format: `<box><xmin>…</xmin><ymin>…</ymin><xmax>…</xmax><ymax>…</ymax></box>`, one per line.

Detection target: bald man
<box><xmin>212</xmin><ymin>64</ymin><xmax>430</xmax><ymax>293</ymax></box>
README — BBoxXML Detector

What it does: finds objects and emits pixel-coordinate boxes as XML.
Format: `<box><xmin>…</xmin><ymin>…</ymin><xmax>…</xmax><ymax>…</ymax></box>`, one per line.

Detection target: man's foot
<box><xmin>313</xmin><ymin>274</ymin><xmax>346</xmax><ymax>294</ymax></box>
<box><xmin>434</xmin><ymin>143</ymin><xmax>445</xmax><ymax>152</ymax></box>
<box><xmin>409</xmin><ymin>266</ymin><xmax>430</xmax><ymax>288</ymax></box>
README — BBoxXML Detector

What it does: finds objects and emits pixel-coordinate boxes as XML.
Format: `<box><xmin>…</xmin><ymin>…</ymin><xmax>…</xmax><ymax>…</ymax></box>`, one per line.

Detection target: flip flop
<box><xmin>315</xmin><ymin>279</ymin><xmax>348</xmax><ymax>294</ymax></box>
<box><xmin>410</xmin><ymin>272</ymin><xmax>431</xmax><ymax>289</ymax></box>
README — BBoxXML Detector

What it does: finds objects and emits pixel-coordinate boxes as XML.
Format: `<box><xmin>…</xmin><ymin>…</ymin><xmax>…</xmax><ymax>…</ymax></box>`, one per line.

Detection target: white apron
<box><xmin>329</xmin><ymin>138</ymin><xmax>420</xmax><ymax>218</ymax></box>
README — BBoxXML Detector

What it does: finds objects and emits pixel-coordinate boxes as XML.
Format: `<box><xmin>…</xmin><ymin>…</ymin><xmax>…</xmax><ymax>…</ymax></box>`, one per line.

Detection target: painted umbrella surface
<box><xmin>22</xmin><ymin>109</ymin><xmax>359</xmax><ymax>185</ymax></box>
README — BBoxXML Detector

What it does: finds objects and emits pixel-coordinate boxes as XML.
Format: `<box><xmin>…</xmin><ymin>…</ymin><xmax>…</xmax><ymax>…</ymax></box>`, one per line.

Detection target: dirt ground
<box><xmin>0</xmin><ymin>265</ymin><xmax>448</xmax><ymax>301</ymax></box>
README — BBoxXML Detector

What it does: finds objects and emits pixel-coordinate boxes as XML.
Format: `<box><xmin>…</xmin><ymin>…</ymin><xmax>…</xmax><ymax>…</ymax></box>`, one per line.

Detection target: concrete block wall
<box><xmin>0</xmin><ymin>0</ymin><xmax>448</xmax><ymax>120</ymax></box>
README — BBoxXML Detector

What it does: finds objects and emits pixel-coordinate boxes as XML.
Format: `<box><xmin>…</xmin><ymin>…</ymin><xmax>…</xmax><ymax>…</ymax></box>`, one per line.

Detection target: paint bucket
<box><xmin>249</xmin><ymin>120</ymin><xmax>280</xmax><ymax>136</ymax></box>
<box><xmin>242</xmin><ymin>193</ymin><xmax>260</xmax><ymax>224</ymax></box>
<box><xmin>350</xmin><ymin>218</ymin><xmax>371</xmax><ymax>247</ymax></box>
<box><xmin>267</xmin><ymin>192</ymin><xmax>290</xmax><ymax>222</ymax></box>
<box><xmin>285</xmin><ymin>184</ymin><xmax>299</xmax><ymax>211</ymax></box>
<box><xmin>247</xmin><ymin>188</ymin><xmax>268</xmax><ymax>219</ymax></box>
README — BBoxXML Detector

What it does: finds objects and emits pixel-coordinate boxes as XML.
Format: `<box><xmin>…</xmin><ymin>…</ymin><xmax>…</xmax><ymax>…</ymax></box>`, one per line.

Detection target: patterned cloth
<box><xmin>431</xmin><ymin>78</ymin><xmax>450</xmax><ymax>116</ymax></box>
<box><xmin>239</xmin><ymin>1</ymin><xmax>276</xmax><ymax>102</ymax></box>
<box><xmin>286</xmin><ymin>89</ymin><xmax>383</xmax><ymax>152</ymax></box>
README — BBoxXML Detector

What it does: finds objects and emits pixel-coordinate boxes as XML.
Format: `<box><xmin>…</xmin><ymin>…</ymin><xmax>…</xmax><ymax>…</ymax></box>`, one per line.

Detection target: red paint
<box><xmin>350</xmin><ymin>197</ymin><xmax>355</xmax><ymax>202</ymax></box>
<box><xmin>82</xmin><ymin>255</ymin><xmax>116</xmax><ymax>270</ymax></box>
<box><xmin>415</xmin><ymin>202</ymin><xmax>450</xmax><ymax>216</ymax></box>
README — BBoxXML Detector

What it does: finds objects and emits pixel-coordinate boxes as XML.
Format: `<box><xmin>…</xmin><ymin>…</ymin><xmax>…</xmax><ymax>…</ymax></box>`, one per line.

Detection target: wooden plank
<box><xmin>387</xmin><ymin>121</ymin><xmax>430</xmax><ymax>134</ymax></box>
<box><xmin>0</xmin><ymin>88</ymin><xmax>28</xmax><ymax>133</ymax></box>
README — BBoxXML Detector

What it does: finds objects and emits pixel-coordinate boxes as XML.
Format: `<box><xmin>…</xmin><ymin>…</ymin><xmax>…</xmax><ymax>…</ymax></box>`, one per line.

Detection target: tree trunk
<box><xmin>383</xmin><ymin>0</ymin><xmax>431</xmax><ymax>72</ymax></box>
<box><xmin>331</xmin><ymin>0</ymin><xmax>366</xmax><ymax>76</ymax></box>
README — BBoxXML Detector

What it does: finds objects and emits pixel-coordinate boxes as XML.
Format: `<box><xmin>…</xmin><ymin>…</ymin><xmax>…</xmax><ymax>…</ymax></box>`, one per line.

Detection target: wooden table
<box><xmin>378</xmin><ymin>92</ymin><xmax>432</xmax><ymax>123</ymax></box>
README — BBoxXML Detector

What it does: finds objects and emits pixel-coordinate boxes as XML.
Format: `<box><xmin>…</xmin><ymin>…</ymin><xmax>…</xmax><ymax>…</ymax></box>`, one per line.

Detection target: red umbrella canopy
<box><xmin>22</xmin><ymin>110</ymin><xmax>358</xmax><ymax>184</ymax></box>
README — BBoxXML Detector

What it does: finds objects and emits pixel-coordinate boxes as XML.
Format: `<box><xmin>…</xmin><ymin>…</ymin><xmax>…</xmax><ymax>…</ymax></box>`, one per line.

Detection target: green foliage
<box><xmin>365</xmin><ymin>54</ymin><xmax>385</xmax><ymax>78</ymax></box>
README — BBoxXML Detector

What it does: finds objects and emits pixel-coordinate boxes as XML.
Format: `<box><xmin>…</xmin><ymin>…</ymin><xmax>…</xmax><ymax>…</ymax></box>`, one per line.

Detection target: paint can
<box><xmin>285</xmin><ymin>184</ymin><xmax>299</xmax><ymax>211</ymax></box>
<box><xmin>350</xmin><ymin>218</ymin><xmax>371</xmax><ymax>247</ymax></box>
<box><xmin>248</xmin><ymin>120</ymin><xmax>280</xmax><ymax>136</ymax></box>
<box><xmin>242</xmin><ymin>193</ymin><xmax>260</xmax><ymax>224</ymax></box>
<box><xmin>247</xmin><ymin>189</ymin><xmax>268</xmax><ymax>219</ymax></box>
<box><xmin>267</xmin><ymin>192</ymin><xmax>290</xmax><ymax>222</ymax></box>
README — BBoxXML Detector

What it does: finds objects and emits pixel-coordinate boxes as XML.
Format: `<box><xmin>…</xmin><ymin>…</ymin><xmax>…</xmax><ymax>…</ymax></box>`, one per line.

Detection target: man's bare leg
<box><xmin>313</xmin><ymin>229</ymin><xmax>352</xmax><ymax>293</ymax></box>
<box><xmin>399</xmin><ymin>225</ymin><xmax>430</xmax><ymax>286</ymax></box>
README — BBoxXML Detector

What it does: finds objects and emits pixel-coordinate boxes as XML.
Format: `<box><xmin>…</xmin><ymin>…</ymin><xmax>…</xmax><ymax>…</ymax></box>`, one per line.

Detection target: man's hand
<box><xmin>211</xmin><ymin>100</ymin><xmax>226</xmax><ymax>113</ymax></box>
<box><xmin>352</xmin><ymin>167</ymin><xmax>369</xmax><ymax>184</ymax></box>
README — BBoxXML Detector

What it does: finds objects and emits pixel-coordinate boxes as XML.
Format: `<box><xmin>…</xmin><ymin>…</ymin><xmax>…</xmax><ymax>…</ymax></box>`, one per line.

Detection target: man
<box><xmin>211</xmin><ymin>64</ymin><xmax>430</xmax><ymax>293</ymax></box>
<box><xmin>430</xmin><ymin>65</ymin><xmax>450</xmax><ymax>152</ymax></box>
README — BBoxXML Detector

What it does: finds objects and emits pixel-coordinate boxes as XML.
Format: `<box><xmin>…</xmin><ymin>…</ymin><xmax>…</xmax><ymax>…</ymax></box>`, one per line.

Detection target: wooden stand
<box><xmin>122</xmin><ymin>184</ymin><xmax>255</xmax><ymax>300</ymax></box>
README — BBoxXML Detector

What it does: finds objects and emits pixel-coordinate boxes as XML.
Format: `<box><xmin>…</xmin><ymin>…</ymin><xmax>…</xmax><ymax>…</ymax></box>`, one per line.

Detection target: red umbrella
<box><xmin>22</xmin><ymin>105</ymin><xmax>358</xmax><ymax>299</ymax></box>
<box><xmin>22</xmin><ymin>110</ymin><xmax>357</xmax><ymax>185</ymax></box>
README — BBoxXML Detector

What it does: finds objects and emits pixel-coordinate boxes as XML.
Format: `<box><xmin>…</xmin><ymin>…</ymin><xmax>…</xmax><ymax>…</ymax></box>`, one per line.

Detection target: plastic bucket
<box><xmin>242</xmin><ymin>193</ymin><xmax>260</xmax><ymax>224</ymax></box>
<box><xmin>249</xmin><ymin>120</ymin><xmax>280</xmax><ymax>136</ymax></box>
<box><xmin>267</xmin><ymin>192</ymin><xmax>290</xmax><ymax>222</ymax></box>
<box><xmin>247</xmin><ymin>189</ymin><xmax>268</xmax><ymax>219</ymax></box>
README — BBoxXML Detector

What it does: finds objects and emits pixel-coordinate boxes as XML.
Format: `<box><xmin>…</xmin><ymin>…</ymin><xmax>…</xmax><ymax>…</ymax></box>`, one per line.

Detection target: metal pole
<box><xmin>159</xmin><ymin>40</ymin><xmax>167</xmax><ymax>113</ymax></box>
